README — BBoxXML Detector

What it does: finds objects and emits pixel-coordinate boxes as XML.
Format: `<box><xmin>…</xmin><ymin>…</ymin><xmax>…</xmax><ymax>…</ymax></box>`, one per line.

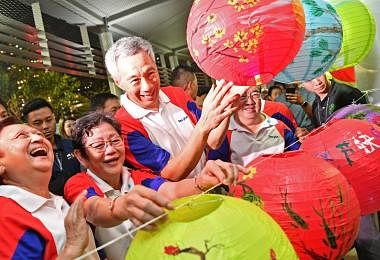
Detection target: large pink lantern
<box><xmin>230</xmin><ymin>151</ymin><xmax>360</xmax><ymax>259</ymax></box>
<box><xmin>301</xmin><ymin>119</ymin><xmax>380</xmax><ymax>215</ymax></box>
<box><xmin>187</xmin><ymin>0</ymin><xmax>306</xmax><ymax>86</ymax></box>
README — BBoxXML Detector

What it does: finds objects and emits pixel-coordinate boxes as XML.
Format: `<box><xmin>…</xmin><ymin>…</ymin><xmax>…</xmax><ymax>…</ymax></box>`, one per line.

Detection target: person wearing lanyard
<box><xmin>22</xmin><ymin>98</ymin><xmax>81</xmax><ymax>196</ymax></box>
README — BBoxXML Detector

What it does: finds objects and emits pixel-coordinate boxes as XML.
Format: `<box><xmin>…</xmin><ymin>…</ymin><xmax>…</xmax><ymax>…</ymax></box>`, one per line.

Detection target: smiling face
<box><xmin>237</xmin><ymin>86</ymin><xmax>262</xmax><ymax>121</ymax></box>
<box><xmin>75</xmin><ymin>122</ymin><xmax>125</xmax><ymax>184</ymax></box>
<box><xmin>115</xmin><ymin>51</ymin><xmax>160</xmax><ymax>110</ymax></box>
<box><xmin>0</xmin><ymin>124</ymin><xmax>53</xmax><ymax>190</ymax></box>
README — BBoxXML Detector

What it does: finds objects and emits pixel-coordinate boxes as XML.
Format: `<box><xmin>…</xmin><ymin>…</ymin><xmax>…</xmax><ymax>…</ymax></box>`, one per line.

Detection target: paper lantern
<box><xmin>329</xmin><ymin>103</ymin><xmax>380</xmax><ymax>125</ymax></box>
<box><xmin>359</xmin><ymin>0</ymin><xmax>380</xmax><ymax>70</ymax></box>
<box><xmin>187</xmin><ymin>0</ymin><xmax>306</xmax><ymax>86</ymax></box>
<box><xmin>275</xmin><ymin>0</ymin><xmax>343</xmax><ymax>83</ymax></box>
<box><xmin>127</xmin><ymin>194</ymin><xmax>297</xmax><ymax>259</ymax></box>
<box><xmin>330</xmin><ymin>66</ymin><xmax>356</xmax><ymax>85</ymax></box>
<box><xmin>328</xmin><ymin>0</ymin><xmax>376</xmax><ymax>70</ymax></box>
<box><xmin>301</xmin><ymin>119</ymin><xmax>380</xmax><ymax>215</ymax></box>
<box><xmin>230</xmin><ymin>151</ymin><xmax>360</xmax><ymax>259</ymax></box>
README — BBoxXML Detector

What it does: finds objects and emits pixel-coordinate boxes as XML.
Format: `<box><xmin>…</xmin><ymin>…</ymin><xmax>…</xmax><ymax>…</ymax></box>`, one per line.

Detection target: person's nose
<box><xmin>313</xmin><ymin>78</ymin><xmax>322</xmax><ymax>85</ymax></box>
<box><xmin>41</xmin><ymin>121</ymin><xmax>50</xmax><ymax>130</ymax></box>
<box><xmin>104</xmin><ymin>142</ymin><xmax>117</xmax><ymax>154</ymax></box>
<box><xmin>140</xmin><ymin>77</ymin><xmax>153</xmax><ymax>92</ymax></box>
<box><xmin>30</xmin><ymin>133</ymin><xmax>44</xmax><ymax>143</ymax></box>
<box><xmin>246</xmin><ymin>97</ymin><xmax>254</xmax><ymax>104</ymax></box>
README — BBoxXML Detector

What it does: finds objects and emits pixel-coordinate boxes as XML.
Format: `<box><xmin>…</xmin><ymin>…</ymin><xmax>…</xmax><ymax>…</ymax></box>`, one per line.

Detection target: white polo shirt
<box><xmin>0</xmin><ymin>185</ymin><xmax>69</xmax><ymax>251</ymax></box>
<box><xmin>121</xmin><ymin>90</ymin><xmax>206</xmax><ymax>178</ymax></box>
<box><xmin>87</xmin><ymin>168</ymin><xmax>135</xmax><ymax>260</ymax></box>
<box><xmin>229</xmin><ymin>114</ymin><xmax>285</xmax><ymax>166</ymax></box>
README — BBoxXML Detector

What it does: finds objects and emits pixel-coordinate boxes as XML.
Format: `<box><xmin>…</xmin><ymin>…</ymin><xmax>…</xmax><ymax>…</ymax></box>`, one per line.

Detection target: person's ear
<box><xmin>74</xmin><ymin>150</ymin><xmax>89</xmax><ymax>169</ymax></box>
<box><xmin>0</xmin><ymin>162</ymin><xmax>5</xmax><ymax>177</ymax></box>
<box><xmin>184</xmin><ymin>81</ymin><xmax>194</xmax><ymax>96</ymax></box>
<box><xmin>184</xmin><ymin>81</ymin><xmax>192</xmax><ymax>91</ymax></box>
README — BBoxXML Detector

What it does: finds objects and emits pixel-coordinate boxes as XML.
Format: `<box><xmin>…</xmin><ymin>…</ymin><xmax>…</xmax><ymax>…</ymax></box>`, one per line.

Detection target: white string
<box><xmin>76</xmin><ymin>101</ymin><xmax>377</xmax><ymax>259</ymax></box>
<box><xmin>352</xmin><ymin>88</ymin><xmax>380</xmax><ymax>105</ymax></box>
<box><xmin>75</xmin><ymin>183</ymin><xmax>223</xmax><ymax>260</ymax></box>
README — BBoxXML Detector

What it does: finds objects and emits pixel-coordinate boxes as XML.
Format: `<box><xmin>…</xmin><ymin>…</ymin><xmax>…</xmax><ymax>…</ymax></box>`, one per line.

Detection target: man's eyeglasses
<box><xmin>240</xmin><ymin>91</ymin><xmax>261</xmax><ymax>103</ymax></box>
<box><xmin>87</xmin><ymin>137</ymin><xmax>123</xmax><ymax>151</ymax></box>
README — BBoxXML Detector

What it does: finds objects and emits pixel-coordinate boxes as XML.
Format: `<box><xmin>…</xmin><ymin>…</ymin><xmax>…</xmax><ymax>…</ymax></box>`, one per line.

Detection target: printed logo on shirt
<box><xmin>67</xmin><ymin>153</ymin><xmax>75</xmax><ymax>160</ymax></box>
<box><xmin>268</xmin><ymin>135</ymin><xmax>279</xmax><ymax>139</ymax></box>
<box><xmin>178</xmin><ymin>115</ymin><xmax>189</xmax><ymax>123</ymax></box>
<box><xmin>328</xmin><ymin>103</ymin><xmax>336</xmax><ymax>114</ymax></box>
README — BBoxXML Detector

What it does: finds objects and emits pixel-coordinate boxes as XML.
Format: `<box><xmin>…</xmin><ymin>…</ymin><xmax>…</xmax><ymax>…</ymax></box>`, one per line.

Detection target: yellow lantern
<box><xmin>328</xmin><ymin>0</ymin><xmax>376</xmax><ymax>70</ymax></box>
<box><xmin>127</xmin><ymin>195</ymin><xmax>297</xmax><ymax>259</ymax></box>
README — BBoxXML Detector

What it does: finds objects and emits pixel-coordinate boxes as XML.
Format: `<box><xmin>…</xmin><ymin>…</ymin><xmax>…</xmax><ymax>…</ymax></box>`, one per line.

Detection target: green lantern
<box><xmin>126</xmin><ymin>194</ymin><xmax>297</xmax><ymax>259</ymax></box>
<box><xmin>329</xmin><ymin>0</ymin><xmax>376</xmax><ymax>70</ymax></box>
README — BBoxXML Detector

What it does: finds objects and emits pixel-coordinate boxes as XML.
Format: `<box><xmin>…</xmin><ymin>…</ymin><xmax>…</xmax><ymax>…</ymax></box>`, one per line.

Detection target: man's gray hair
<box><xmin>105</xmin><ymin>36</ymin><xmax>156</xmax><ymax>81</ymax></box>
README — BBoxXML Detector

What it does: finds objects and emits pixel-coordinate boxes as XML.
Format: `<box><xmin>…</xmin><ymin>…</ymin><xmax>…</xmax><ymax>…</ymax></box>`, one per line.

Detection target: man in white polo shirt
<box><xmin>105</xmin><ymin>36</ymin><xmax>239</xmax><ymax>181</ymax></box>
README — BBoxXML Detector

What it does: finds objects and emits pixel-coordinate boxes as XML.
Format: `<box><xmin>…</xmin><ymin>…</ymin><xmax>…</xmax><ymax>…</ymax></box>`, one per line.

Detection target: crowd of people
<box><xmin>0</xmin><ymin>35</ymin><xmax>378</xmax><ymax>259</ymax></box>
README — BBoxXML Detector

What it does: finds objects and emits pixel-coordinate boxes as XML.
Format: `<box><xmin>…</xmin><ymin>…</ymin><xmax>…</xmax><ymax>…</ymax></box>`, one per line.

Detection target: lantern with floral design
<box><xmin>126</xmin><ymin>194</ymin><xmax>297</xmax><ymax>259</ymax></box>
<box><xmin>301</xmin><ymin>118</ymin><xmax>380</xmax><ymax>215</ymax></box>
<box><xmin>230</xmin><ymin>150</ymin><xmax>360</xmax><ymax>259</ymax></box>
<box><xmin>275</xmin><ymin>0</ymin><xmax>343</xmax><ymax>83</ymax></box>
<box><xmin>187</xmin><ymin>0</ymin><xmax>306</xmax><ymax>86</ymax></box>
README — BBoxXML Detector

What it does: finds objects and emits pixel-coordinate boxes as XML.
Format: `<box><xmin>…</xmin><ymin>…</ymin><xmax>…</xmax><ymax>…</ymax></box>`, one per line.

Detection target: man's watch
<box><xmin>301</xmin><ymin>101</ymin><xmax>308</xmax><ymax>108</ymax></box>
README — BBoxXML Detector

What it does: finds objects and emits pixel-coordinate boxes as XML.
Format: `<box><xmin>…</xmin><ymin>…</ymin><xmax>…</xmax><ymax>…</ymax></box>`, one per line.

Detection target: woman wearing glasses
<box><xmin>64</xmin><ymin>112</ymin><xmax>247</xmax><ymax>260</ymax></box>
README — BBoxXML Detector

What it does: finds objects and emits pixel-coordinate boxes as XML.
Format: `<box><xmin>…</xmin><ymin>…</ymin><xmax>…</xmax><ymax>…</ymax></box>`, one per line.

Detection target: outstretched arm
<box><xmin>83</xmin><ymin>185</ymin><xmax>172</xmax><ymax>230</ymax></box>
<box><xmin>158</xmin><ymin>160</ymin><xmax>249</xmax><ymax>201</ymax></box>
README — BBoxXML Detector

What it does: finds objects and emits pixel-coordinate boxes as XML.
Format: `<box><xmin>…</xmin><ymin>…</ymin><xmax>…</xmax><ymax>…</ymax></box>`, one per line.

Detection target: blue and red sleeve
<box><xmin>264</xmin><ymin>100</ymin><xmax>298</xmax><ymax>132</ymax></box>
<box><xmin>131</xmin><ymin>170</ymin><xmax>167</xmax><ymax>191</ymax></box>
<box><xmin>207</xmin><ymin>131</ymin><xmax>232</xmax><ymax>162</ymax></box>
<box><xmin>0</xmin><ymin>198</ymin><xmax>57</xmax><ymax>259</ymax></box>
<box><xmin>64</xmin><ymin>173</ymin><xmax>104</xmax><ymax>204</ymax></box>
<box><xmin>126</xmin><ymin>130</ymin><xmax>170</xmax><ymax>173</ymax></box>
<box><xmin>275</xmin><ymin>122</ymin><xmax>300</xmax><ymax>151</ymax></box>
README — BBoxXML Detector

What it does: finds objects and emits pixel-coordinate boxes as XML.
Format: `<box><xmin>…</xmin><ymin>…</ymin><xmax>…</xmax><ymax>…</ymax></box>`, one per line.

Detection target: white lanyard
<box><xmin>317</xmin><ymin>96</ymin><xmax>330</xmax><ymax>125</ymax></box>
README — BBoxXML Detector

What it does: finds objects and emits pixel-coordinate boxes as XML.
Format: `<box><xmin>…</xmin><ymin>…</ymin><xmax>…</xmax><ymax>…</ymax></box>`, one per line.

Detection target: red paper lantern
<box><xmin>187</xmin><ymin>0</ymin><xmax>306</xmax><ymax>86</ymax></box>
<box><xmin>230</xmin><ymin>151</ymin><xmax>360</xmax><ymax>259</ymax></box>
<box><xmin>301</xmin><ymin>119</ymin><xmax>380</xmax><ymax>215</ymax></box>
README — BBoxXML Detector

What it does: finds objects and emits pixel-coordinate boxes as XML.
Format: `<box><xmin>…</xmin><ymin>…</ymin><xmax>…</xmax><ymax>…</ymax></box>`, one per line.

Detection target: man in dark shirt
<box><xmin>22</xmin><ymin>98</ymin><xmax>81</xmax><ymax>195</ymax></box>
<box><xmin>302</xmin><ymin>74</ymin><xmax>367</xmax><ymax>126</ymax></box>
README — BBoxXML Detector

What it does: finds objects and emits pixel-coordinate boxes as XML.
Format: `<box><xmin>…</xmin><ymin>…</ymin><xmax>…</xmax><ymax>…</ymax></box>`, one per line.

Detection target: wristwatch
<box><xmin>301</xmin><ymin>101</ymin><xmax>308</xmax><ymax>108</ymax></box>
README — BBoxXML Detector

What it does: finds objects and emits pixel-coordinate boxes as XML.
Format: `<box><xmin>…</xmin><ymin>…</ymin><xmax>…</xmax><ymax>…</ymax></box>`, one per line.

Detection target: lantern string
<box><xmin>74</xmin><ymin>125</ymin><xmax>337</xmax><ymax>259</ymax></box>
<box><xmin>352</xmin><ymin>88</ymin><xmax>380</xmax><ymax>105</ymax></box>
<box><xmin>75</xmin><ymin>182</ymin><xmax>225</xmax><ymax>259</ymax></box>
<box><xmin>75</xmin><ymin>103</ymin><xmax>379</xmax><ymax>259</ymax></box>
